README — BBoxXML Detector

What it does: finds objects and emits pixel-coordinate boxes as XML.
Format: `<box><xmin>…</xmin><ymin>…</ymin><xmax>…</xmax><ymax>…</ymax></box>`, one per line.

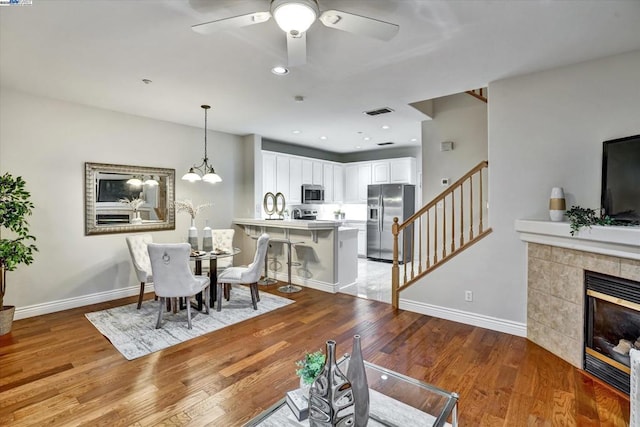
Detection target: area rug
<box><xmin>85</xmin><ymin>285</ymin><xmax>294</xmax><ymax>360</ymax></box>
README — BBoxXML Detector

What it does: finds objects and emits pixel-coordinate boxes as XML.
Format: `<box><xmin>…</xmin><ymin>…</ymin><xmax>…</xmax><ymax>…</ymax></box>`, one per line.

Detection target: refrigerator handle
<box><xmin>380</xmin><ymin>194</ymin><xmax>384</xmax><ymax>232</ymax></box>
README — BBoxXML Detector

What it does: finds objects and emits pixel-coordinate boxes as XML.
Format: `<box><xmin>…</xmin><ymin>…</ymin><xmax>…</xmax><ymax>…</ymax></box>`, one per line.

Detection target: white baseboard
<box><xmin>14</xmin><ymin>284</ymin><xmax>154</xmax><ymax>320</ymax></box>
<box><xmin>399</xmin><ymin>298</ymin><xmax>527</xmax><ymax>337</ymax></box>
<box><xmin>271</xmin><ymin>271</ymin><xmax>338</xmax><ymax>294</ymax></box>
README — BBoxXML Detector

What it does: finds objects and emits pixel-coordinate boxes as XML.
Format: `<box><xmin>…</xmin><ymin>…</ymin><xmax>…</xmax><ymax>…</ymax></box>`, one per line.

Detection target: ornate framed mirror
<box><xmin>84</xmin><ymin>162</ymin><xmax>175</xmax><ymax>235</ymax></box>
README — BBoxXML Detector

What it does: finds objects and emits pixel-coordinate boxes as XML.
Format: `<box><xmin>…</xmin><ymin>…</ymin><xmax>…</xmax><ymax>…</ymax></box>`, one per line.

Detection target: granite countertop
<box><xmin>234</xmin><ymin>218</ymin><xmax>342</xmax><ymax>230</ymax></box>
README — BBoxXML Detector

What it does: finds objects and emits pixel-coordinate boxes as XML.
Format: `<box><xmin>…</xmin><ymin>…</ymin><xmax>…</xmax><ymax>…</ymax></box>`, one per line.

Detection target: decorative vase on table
<box><xmin>346</xmin><ymin>335</ymin><xmax>369</xmax><ymax>427</ymax></box>
<box><xmin>131</xmin><ymin>211</ymin><xmax>142</xmax><ymax>225</ymax></box>
<box><xmin>309</xmin><ymin>340</ymin><xmax>355</xmax><ymax>426</ymax></box>
<box><xmin>202</xmin><ymin>220</ymin><xmax>213</xmax><ymax>252</ymax></box>
<box><xmin>188</xmin><ymin>218</ymin><xmax>199</xmax><ymax>251</ymax></box>
<box><xmin>549</xmin><ymin>187</ymin><xmax>566</xmax><ymax>222</ymax></box>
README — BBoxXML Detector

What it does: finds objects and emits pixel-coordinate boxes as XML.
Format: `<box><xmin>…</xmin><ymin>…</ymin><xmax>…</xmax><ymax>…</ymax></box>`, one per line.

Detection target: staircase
<box><xmin>391</xmin><ymin>161</ymin><xmax>491</xmax><ymax>309</ymax></box>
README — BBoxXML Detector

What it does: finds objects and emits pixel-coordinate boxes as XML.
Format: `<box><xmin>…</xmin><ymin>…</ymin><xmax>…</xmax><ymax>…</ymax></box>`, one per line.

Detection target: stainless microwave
<box><xmin>302</xmin><ymin>184</ymin><xmax>325</xmax><ymax>204</ymax></box>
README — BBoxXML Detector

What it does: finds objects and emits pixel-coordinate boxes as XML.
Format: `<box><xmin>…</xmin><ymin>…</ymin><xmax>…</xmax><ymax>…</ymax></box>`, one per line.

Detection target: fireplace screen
<box><xmin>585</xmin><ymin>271</ymin><xmax>640</xmax><ymax>394</ymax></box>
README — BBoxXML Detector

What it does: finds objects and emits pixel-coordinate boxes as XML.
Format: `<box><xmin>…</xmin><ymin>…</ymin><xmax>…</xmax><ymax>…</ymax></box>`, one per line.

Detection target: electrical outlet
<box><xmin>465</xmin><ymin>290</ymin><xmax>473</xmax><ymax>302</ymax></box>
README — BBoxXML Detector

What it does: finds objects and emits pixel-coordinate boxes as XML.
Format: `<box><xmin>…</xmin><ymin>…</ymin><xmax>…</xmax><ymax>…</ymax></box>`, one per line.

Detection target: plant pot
<box><xmin>0</xmin><ymin>306</ymin><xmax>16</xmax><ymax>335</ymax></box>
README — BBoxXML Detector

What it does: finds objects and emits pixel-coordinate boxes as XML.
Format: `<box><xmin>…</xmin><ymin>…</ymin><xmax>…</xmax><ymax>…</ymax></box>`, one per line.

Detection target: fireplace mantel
<box><xmin>515</xmin><ymin>219</ymin><xmax>640</xmax><ymax>261</ymax></box>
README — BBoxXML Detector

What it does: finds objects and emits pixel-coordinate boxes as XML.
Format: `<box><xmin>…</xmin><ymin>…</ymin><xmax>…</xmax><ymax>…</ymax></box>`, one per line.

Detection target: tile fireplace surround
<box><xmin>515</xmin><ymin>220</ymin><xmax>640</xmax><ymax>368</ymax></box>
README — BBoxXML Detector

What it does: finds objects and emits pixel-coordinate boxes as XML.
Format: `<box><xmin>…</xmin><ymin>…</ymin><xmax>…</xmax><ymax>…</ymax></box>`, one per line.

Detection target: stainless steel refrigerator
<box><xmin>367</xmin><ymin>184</ymin><xmax>415</xmax><ymax>263</ymax></box>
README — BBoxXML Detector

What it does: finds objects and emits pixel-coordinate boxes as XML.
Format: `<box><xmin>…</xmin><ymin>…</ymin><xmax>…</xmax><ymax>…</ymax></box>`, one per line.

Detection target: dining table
<box><xmin>190</xmin><ymin>248</ymin><xmax>241</xmax><ymax>310</ymax></box>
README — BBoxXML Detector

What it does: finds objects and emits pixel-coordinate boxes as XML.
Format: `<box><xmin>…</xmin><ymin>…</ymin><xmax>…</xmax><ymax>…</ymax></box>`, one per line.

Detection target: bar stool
<box><xmin>258</xmin><ymin>242</ymin><xmax>278</xmax><ymax>285</ymax></box>
<box><xmin>271</xmin><ymin>237</ymin><xmax>304</xmax><ymax>293</ymax></box>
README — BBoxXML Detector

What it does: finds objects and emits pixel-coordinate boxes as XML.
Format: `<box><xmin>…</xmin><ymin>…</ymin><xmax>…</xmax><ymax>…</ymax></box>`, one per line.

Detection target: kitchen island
<box><xmin>233</xmin><ymin>218</ymin><xmax>358</xmax><ymax>293</ymax></box>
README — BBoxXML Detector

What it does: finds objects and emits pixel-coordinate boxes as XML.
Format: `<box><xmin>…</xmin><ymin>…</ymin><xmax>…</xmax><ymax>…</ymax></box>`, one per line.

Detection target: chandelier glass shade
<box><xmin>182</xmin><ymin>105</ymin><xmax>222</xmax><ymax>184</ymax></box>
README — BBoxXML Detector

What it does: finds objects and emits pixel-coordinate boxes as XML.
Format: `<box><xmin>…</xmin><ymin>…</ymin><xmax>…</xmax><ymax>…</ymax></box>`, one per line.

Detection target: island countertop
<box><xmin>233</xmin><ymin>218</ymin><xmax>342</xmax><ymax>230</ymax></box>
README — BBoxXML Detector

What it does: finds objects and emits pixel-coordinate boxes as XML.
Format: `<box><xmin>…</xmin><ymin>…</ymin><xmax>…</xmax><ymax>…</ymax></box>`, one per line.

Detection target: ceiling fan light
<box><xmin>272</xmin><ymin>1</ymin><xmax>317</xmax><ymax>35</ymax></box>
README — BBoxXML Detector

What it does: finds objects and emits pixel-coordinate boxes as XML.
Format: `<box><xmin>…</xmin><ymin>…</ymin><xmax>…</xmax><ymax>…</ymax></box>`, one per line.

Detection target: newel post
<box><xmin>392</xmin><ymin>217</ymin><xmax>400</xmax><ymax>309</ymax></box>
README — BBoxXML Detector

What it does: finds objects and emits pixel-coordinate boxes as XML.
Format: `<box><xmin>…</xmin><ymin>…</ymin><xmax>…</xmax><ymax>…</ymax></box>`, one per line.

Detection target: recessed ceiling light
<box><xmin>292</xmin><ymin>130</ymin><xmax>301</xmax><ymax>134</ymax></box>
<box><xmin>411</xmin><ymin>138</ymin><xmax>417</xmax><ymax>142</ymax></box>
<box><xmin>355</xmin><ymin>145</ymin><xmax>361</xmax><ymax>149</ymax></box>
<box><xmin>320</xmin><ymin>136</ymin><xmax>327</xmax><ymax>140</ymax></box>
<box><xmin>271</xmin><ymin>66</ymin><xmax>289</xmax><ymax>75</ymax></box>
<box><xmin>381</xmin><ymin>125</ymin><xmax>390</xmax><ymax>130</ymax></box>
<box><xmin>363</xmin><ymin>137</ymin><xmax>371</xmax><ymax>141</ymax></box>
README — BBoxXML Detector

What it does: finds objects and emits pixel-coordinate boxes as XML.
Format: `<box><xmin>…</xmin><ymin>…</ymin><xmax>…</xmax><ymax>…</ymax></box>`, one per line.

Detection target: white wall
<box><xmin>403</xmin><ymin>50</ymin><xmax>640</xmax><ymax>332</ymax></box>
<box><xmin>422</xmin><ymin>92</ymin><xmax>488</xmax><ymax>202</ymax></box>
<box><xmin>0</xmin><ymin>89</ymin><xmax>247</xmax><ymax>316</ymax></box>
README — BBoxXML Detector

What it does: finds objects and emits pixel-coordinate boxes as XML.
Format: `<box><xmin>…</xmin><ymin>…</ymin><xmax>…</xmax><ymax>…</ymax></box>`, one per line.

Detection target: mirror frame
<box><xmin>84</xmin><ymin>162</ymin><xmax>175</xmax><ymax>235</ymax></box>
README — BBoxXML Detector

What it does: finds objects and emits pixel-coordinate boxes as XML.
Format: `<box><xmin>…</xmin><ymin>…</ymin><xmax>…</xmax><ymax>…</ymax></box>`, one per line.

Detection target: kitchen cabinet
<box><xmin>302</xmin><ymin>159</ymin><xmax>313</xmax><ymax>184</ymax></box>
<box><xmin>276</xmin><ymin>156</ymin><xmax>290</xmax><ymax>200</ymax></box>
<box><xmin>390</xmin><ymin>158</ymin><xmax>416</xmax><ymax>184</ymax></box>
<box><xmin>333</xmin><ymin>164</ymin><xmax>344</xmax><ymax>203</ymax></box>
<box><xmin>262</xmin><ymin>152</ymin><xmax>276</xmax><ymax>194</ymax></box>
<box><xmin>312</xmin><ymin>161</ymin><xmax>323</xmax><ymax>185</ymax></box>
<box><xmin>323</xmin><ymin>163</ymin><xmax>334</xmax><ymax>202</ymax></box>
<box><xmin>345</xmin><ymin>221</ymin><xmax>367</xmax><ymax>257</ymax></box>
<box><xmin>357</xmin><ymin>163</ymin><xmax>372</xmax><ymax>202</ymax></box>
<box><xmin>344</xmin><ymin>163</ymin><xmax>371</xmax><ymax>203</ymax></box>
<box><xmin>289</xmin><ymin>156</ymin><xmax>302</xmax><ymax>203</ymax></box>
<box><xmin>372</xmin><ymin>161</ymin><xmax>390</xmax><ymax>184</ymax></box>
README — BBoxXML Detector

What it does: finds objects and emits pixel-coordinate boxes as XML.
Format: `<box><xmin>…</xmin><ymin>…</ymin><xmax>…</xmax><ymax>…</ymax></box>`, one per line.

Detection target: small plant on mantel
<box><xmin>0</xmin><ymin>173</ymin><xmax>38</xmax><ymax>334</ymax></box>
<box><xmin>565</xmin><ymin>205</ymin><xmax>617</xmax><ymax>236</ymax></box>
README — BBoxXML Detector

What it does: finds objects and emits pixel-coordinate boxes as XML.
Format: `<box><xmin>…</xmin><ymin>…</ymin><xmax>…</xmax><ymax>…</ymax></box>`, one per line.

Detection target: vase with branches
<box><xmin>119</xmin><ymin>197</ymin><xmax>145</xmax><ymax>224</ymax></box>
<box><xmin>0</xmin><ymin>173</ymin><xmax>38</xmax><ymax>334</ymax></box>
<box><xmin>173</xmin><ymin>200</ymin><xmax>213</xmax><ymax>251</ymax></box>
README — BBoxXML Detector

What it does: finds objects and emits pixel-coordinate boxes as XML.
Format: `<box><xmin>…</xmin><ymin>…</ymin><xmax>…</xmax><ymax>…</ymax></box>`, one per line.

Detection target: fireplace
<box><xmin>584</xmin><ymin>270</ymin><xmax>640</xmax><ymax>394</ymax></box>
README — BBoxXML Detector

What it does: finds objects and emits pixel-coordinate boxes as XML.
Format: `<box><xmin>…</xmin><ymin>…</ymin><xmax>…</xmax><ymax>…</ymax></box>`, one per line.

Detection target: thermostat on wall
<box><xmin>441</xmin><ymin>178</ymin><xmax>450</xmax><ymax>186</ymax></box>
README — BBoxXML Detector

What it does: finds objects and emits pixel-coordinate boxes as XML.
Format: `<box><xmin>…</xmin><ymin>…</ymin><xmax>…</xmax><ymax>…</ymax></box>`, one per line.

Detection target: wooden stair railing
<box><xmin>466</xmin><ymin>88</ymin><xmax>487</xmax><ymax>103</ymax></box>
<box><xmin>391</xmin><ymin>161</ymin><xmax>492</xmax><ymax>309</ymax></box>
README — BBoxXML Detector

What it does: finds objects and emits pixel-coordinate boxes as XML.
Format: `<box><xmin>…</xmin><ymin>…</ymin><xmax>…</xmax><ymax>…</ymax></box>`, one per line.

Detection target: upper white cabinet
<box><xmin>333</xmin><ymin>164</ymin><xmax>344</xmax><ymax>203</ymax></box>
<box><xmin>389</xmin><ymin>158</ymin><xmax>416</xmax><ymax>184</ymax></box>
<box><xmin>371</xmin><ymin>161</ymin><xmax>390</xmax><ymax>184</ymax></box>
<box><xmin>312</xmin><ymin>161</ymin><xmax>323</xmax><ymax>185</ymax></box>
<box><xmin>357</xmin><ymin>163</ymin><xmax>372</xmax><ymax>202</ymax></box>
<box><xmin>262</xmin><ymin>151</ymin><xmax>416</xmax><ymax>207</ymax></box>
<box><xmin>302</xmin><ymin>159</ymin><xmax>313</xmax><ymax>184</ymax></box>
<box><xmin>289</xmin><ymin>156</ymin><xmax>302</xmax><ymax>203</ymax></box>
<box><xmin>323</xmin><ymin>163</ymin><xmax>334</xmax><ymax>202</ymax></box>
<box><xmin>262</xmin><ymin>152</ymin><xmax>276</xmax><ymax>194</ymax></box>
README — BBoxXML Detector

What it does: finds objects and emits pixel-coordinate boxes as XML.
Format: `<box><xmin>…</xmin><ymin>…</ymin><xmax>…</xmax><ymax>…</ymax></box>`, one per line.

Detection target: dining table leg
<box><xmin>209</xmin><ymin>257</ymin><xmax>218</xmax><ymax>308</ymax></box>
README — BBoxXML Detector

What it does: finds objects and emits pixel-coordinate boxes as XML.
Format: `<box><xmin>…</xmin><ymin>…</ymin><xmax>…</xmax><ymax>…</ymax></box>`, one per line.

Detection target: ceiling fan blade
<box><xmin>319</xmin><ymin>9</ymin><xmax>399</xmax><ymax>41</ymax></box>
<box><xmin>287</xmin><ymin>32</ymin><xmax>307</xmax><ymax>67</ymax></box>
<box><xmin>192</xmin><ymin>11</ymin><xmax>271</xmax><ymax>35</ymax></box>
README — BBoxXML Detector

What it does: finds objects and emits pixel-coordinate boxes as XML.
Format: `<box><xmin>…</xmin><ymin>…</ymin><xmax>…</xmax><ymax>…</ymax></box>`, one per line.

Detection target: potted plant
<box><xmin>0</xmin><ymin>173</ymin><xmax>37</xmax><ymax>335</ymax></box>
<box><xmin>296</xmin><ymin>350</ymin><xmax>326</xmax><ymax>394</ymax></box>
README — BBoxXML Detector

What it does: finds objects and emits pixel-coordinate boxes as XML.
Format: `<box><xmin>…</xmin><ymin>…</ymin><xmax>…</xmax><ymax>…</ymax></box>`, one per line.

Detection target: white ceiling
<box><xmin>2</xmin><ymin>0</ymin><xmax>640</xmax><ymax>154</ymax></box>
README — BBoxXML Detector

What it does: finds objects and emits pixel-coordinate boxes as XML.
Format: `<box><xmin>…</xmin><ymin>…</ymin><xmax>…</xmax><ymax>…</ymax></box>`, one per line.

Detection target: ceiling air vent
<box><xmin>364</xmin><ymin>107</ymin><xmax>394</xmax><ymax>116</ymax></box>
<box><xmin>377</xmin><ymin>142</ymin><xmax>395</xmax><ymax>146</ymax></box>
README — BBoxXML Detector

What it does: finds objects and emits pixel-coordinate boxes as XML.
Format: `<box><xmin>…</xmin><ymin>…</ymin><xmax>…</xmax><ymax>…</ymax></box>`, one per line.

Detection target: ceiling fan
<box><xmin>192</xmin><ymin>0</ymin><xmax>399</xmax><ymax>67</ymax></box>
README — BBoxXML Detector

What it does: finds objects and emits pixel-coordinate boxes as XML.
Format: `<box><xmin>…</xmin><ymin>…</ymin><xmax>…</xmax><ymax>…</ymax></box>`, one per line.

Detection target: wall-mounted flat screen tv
<box><xmin>601</xmin><ymin>134</ymin><xmax>640</xmax><ymax>223</ymax></box>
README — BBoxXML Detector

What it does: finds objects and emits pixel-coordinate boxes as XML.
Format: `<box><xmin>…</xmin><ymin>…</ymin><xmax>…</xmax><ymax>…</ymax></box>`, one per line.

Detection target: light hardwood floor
<box><xmin>0</xmin><ymin>284</ymin><xmax>630</xmax><ymax>426</ymax></box>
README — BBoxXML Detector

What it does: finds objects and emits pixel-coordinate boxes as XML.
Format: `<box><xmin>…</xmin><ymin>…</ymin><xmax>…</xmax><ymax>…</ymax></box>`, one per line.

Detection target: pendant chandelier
<box><xmin>182</xmin><ymin>104</ymin><xmax>222</xmax><ymax>184</ymax></box>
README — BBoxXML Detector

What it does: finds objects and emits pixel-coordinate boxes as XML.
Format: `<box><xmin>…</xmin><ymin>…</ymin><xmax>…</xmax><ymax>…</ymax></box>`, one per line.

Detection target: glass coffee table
<box><xmin>245</xmin><ymin>356</ymin><xmax>458</xmax><ymax>427</ymax></box>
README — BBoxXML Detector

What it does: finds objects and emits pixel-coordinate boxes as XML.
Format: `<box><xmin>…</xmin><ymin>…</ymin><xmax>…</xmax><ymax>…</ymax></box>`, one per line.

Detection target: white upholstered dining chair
<box><xmin>125</xmin><ymin>234</ymin><xmax>154</xmax><ymax>309</ymax></box>
<box><xmin>147</xmin><ymin>243</ymin><xmax>210</xmax><ymax>329</ymax></box>
<box><xmin>216</xmin><ymin>233</ymin><xmax>270</xmax><ymax>312</ymax></box>
<box><xmin>212</xmin><ymin>229</ymin><xmax>235</xmax><ymax>270</ymax></box>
